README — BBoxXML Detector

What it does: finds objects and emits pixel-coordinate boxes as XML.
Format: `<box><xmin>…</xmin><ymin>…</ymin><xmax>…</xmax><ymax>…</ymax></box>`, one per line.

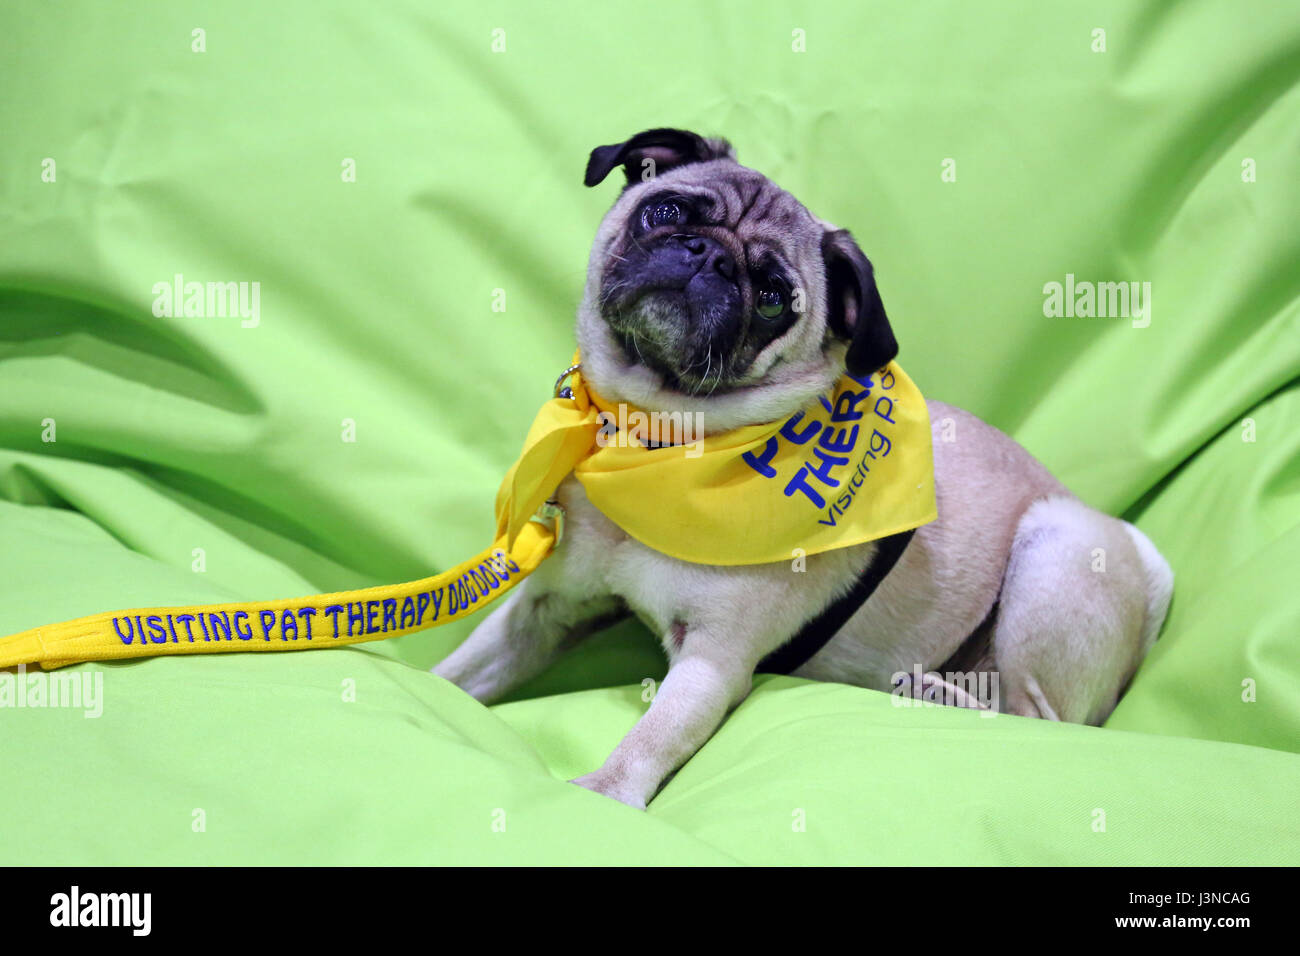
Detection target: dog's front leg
<box><xmin>433</xmin><ymin>577</ymin><xmax>624</xmax><ymax>704</ymax></box>
<box><xmin>572</xmin><ymin>637</ymin><xmax>755</xmax><ymax>810</ymax></box>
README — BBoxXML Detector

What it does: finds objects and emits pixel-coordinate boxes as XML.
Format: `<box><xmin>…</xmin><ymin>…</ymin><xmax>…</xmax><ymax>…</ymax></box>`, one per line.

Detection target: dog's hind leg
<box><xmin>991</xmin><ymin>496</ymin><xmax>1166</xmax><ymax>725</ymax></box>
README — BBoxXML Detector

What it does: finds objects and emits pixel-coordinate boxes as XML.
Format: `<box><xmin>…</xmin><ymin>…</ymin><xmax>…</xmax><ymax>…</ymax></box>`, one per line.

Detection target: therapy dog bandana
<box><xmin>0</xmin><ymin>353</ymin><xmax>936</xmax><ymax>670</ymax></box>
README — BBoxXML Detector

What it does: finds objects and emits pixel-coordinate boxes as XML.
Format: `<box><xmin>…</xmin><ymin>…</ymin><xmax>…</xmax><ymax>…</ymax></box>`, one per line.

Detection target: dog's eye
<box><xmin>755</xmin><ymin>277</ymin><xmax>788</xmax><ymax>320</ymax></box>
<box><xmin>647</xmin><ymin>201</ymin><xmax>683</xmax><ymax>227</ymax></box>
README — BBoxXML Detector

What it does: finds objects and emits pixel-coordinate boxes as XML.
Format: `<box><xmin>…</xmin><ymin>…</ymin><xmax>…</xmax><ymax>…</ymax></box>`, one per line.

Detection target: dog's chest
<box><xmin>552</xmin><ymin>477</ymin><xmax>696</xmax><ymax>635</ymax></box>
<box><xmin>549</xmin><ymin>476</ymin><xmax>865</xmax><ymax>653</ymax></box>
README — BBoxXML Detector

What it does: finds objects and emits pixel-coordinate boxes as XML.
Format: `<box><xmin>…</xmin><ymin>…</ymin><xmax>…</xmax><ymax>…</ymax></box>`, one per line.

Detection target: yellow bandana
<box><xmin>0</xmin><ymin>353</ymin><xmax>935</xmax><ymax>670</ymax></box>
<box><xmin>503</xmin><ymin>357</ymin><xmax>936</xmax><ymax>565</ymax></box>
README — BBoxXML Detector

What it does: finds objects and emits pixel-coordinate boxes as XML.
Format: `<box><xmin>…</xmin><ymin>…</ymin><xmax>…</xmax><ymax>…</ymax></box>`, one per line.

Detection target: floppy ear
<box><xmin>584</xmin><ymin>127</ymin><xmax>735</xmax><ymax>188</ymax></box>
<box><xmin>822</xmin><ymin>229</ymin><xmax>899</xmax><ymax>378</ymax></box>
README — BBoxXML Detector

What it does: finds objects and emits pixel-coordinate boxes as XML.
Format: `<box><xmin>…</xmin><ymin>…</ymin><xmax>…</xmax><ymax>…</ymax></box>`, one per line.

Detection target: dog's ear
<box><xmin>822</xmin><ymin>229</ymin><xmax>898</xmax><ymax>378</ymax></box>
<box><xmin>584</xmin><ymin>128</ymin><xmax>735</xmax><ymax>188</ymax></box>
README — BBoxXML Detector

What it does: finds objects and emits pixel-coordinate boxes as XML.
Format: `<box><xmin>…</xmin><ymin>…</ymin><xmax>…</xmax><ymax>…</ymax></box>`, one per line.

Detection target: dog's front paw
<box><xmin>570</xmin><ymin>770</ymin><xmax>647</xmax><ymax>811</ymax></box>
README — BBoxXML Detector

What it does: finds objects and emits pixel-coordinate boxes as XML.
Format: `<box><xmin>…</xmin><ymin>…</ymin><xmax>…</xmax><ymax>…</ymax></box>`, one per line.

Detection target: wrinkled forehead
<box><xmin>618</xmin><ymin>160</ymin><xmax>823</xmax><ymax>266</ymax></box>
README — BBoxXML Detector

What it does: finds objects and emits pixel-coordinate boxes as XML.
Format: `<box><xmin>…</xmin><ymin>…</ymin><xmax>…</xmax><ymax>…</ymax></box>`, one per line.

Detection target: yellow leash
<box><xmin>0</xmin><ymin>522</ymin><xmax>557</xmax><ymax>671</ymax></box>
<box><xmin>0</xmin><ymin>353</ymin><xmax>936</xmax><ymax>671</ymax></box>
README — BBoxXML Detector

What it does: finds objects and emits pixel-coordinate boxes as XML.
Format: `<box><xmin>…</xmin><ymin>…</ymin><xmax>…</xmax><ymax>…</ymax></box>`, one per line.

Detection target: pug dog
<box><xmin>434</xmin><ymin>128</ymin><xmax>1174</xmax><ymax>810</ymax></box>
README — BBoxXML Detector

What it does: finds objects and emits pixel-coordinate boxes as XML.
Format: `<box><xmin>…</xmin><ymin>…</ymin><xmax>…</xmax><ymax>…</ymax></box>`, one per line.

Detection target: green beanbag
<box><xmin>1</xmin><ymin>0</ymin><xmax>1296</xmax><ymax>864</ymax></box>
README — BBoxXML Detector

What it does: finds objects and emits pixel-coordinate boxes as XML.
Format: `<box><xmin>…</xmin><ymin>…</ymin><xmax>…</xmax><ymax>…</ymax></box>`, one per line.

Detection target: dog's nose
<box><xmin>677</xmin><ymin>235</ymin><xmax>736</xmax><ymax>280</ymax></box>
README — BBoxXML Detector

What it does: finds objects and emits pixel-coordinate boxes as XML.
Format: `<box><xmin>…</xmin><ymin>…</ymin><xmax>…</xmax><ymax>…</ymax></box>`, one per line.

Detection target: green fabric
<box><xmin>1</xmin><ymin>1</ymin><xmax>1296</xmax><ymax>864</ymax></box>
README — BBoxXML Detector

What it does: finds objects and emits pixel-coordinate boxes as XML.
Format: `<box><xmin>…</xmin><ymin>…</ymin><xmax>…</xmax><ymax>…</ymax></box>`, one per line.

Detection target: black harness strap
<box><xmin>755</xmin><ymin>529</ymin><xmax>916</xmax><ymax>675</ymax></box>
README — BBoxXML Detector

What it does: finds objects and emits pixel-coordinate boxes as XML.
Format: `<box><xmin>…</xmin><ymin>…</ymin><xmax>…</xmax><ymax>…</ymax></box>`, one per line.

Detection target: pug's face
<box><xmin>576</xmin><ymin>128</ymin><xmax>898</xmax><ymax>432</ymax></box>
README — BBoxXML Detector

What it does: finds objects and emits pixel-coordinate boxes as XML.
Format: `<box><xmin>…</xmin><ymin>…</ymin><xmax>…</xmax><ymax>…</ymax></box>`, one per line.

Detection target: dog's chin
<box><xmin>610</xmin><ymin>329</ymin><xmax>741</xmax><ymax>397</ymax></box>
<box><xmin>601</xmin><ymin>298</ymin><xmax>745</xmax><ymax>398</ymax></box>
<box><xmin>582</xmin><ymin>292</ymin><xmax>841</xmax><ymax>434</ymax></box>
